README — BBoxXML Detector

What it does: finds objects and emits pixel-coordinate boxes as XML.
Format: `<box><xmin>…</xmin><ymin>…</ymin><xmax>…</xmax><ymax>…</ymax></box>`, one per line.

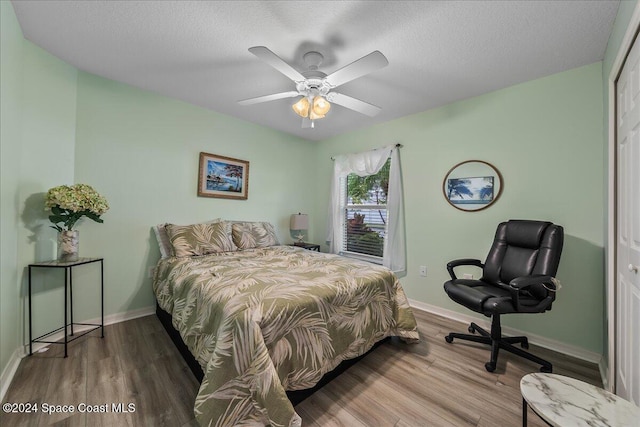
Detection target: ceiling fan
<box><xmin>238</xmin><ymin>46</ymin><xmax>388</xmax><ymax>128</ymax></box>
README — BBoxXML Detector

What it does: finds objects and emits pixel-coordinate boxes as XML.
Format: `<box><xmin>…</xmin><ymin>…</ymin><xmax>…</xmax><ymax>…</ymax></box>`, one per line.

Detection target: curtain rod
<box><xmin>331</xmin><ymin>143</ymin><xmax>403</xmax><ymax>160</ymax></box>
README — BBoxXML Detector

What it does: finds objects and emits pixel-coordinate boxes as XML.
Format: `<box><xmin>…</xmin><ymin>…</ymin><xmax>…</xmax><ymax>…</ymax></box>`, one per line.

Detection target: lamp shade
<box><xmin>308</xmin><ymin>110</ymin><xmax>325</xmax><ymax>120</ymax></box>
<box><xmin>292</xmin><ymin>96</ymin><xmax>331</xmax><ymax>121</ymax></box>
<box><xmin>290</xmin><ymin>213</ymin><xmax>309</xmax><ymax>230</ymax></box>
<box><xmin>313</xmin><ymin>96</ymin><xmax>331</xmax><ymax>115</ymax></box>
<box><xmin>292</xmin><ymin>97</ymin><xmax>310</xmax><ymax>118</ymax></box>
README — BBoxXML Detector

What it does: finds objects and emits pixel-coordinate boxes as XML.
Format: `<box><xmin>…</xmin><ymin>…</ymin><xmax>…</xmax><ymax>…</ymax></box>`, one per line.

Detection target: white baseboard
<box><xmin>409</xmin><ymin>299</ymin><xmax>603</xmax><ymax>365</ymax></box>
<box><xmin>0</xmin><ymin>305</ymin><xmax>156</xmax><ymax>402</ymax></box>
<box><xmin>27</xmin><ymin>305</ymin><xmax>156</xmax><ymax>355</ymax></box>
<box><xmin>0</xmin><ymin>347</ymin><xmax>23</xmax><ymax>402</ymax></box>
<box><xmin>100</xmin><ymin>305</ymin><xmax>156</xmax><ymax>326</ymax></box>
<box><xmin>599</xmin><ymin>359</ymin><xmax>611</xmax><ymax>391</ymax></box>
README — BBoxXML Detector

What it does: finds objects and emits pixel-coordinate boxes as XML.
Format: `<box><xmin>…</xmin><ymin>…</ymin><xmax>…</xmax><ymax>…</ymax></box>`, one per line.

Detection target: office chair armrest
<box><xmin>509</xmin><ymin>275</ymin><xmax>557</xmax><ymax>311</ymax></box>
<box><xmin>509</xmin><ymin>275</ymin><xmax>555</xmax><ymax>290</ymax></box>
<box><xmin>446</xmin><ymin>258</ymin><xmax>484</xmax><ymax>280</ymax></box>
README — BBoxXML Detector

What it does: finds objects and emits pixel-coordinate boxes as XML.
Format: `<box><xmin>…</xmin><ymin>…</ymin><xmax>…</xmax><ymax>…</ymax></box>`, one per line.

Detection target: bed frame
<box><xmin>156</xmin><ymin>303</ymin><xmax>387</xmax><ymax>406</ymax></box>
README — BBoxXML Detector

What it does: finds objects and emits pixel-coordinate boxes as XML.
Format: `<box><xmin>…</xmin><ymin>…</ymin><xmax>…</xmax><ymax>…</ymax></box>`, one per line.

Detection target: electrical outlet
<box><xmin>463</xmin><ymin>273</ymin><xmax>473</xmax><ymax>280</ymax></box>
<box><xmin>419</xmin><ymin>266</ymin><xmax>427</xmax><ymax>277</ymax></box>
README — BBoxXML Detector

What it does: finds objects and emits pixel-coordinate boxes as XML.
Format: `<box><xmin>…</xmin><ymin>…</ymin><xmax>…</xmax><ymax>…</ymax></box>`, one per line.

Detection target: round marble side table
<box><xmin>520</xmin><ymin>373</ymin><xmax>640</xmax><ymax>427</ymax></box>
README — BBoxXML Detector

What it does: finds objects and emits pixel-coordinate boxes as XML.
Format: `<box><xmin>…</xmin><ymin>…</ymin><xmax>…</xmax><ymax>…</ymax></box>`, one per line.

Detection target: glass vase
<box><xmin>58</xmin><ymin>230</ymin><xmax>79</xmax><ymax>262</ymax></box>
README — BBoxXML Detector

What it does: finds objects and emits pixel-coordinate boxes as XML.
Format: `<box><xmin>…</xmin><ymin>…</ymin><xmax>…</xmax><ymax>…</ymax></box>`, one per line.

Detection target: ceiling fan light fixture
<box><xmin>242</xmin><ymin>47</ymin><xmax>388</xmax><ymax>127</ymax></box>
<box><xmin>312</xmin><ymin>96</ymin><xmax>331</xmax><ymax>115</ymax></box>
<box><xmin>309</xmin><ymin>110</ymin><xmax>325</xmax><ymax>120</ymax></box>
<box><xmin>292</xmin><ymin>95</ymin><xmax>331</xmax><ymax>120</ymax></box>
<box><xmin>292</xmin><ymin>97</ymin><xmax>309</xmax><ymax>118</ymax></box>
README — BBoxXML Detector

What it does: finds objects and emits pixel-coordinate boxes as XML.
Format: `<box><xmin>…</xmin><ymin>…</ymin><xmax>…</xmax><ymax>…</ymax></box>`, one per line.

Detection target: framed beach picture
<box><xmin>446</xmin><ymin>176</ymin><xmax>494</xmax><ymax>205</ymax></box>
<box><xmin>197</xmin><ymin>152</ymin><xmax>249</xmax><ymax>200</ymax></box>
<box><xmin>443</xmin><ymin>160</ymin><xmax>503</xmax><ymax>212</ymax></box>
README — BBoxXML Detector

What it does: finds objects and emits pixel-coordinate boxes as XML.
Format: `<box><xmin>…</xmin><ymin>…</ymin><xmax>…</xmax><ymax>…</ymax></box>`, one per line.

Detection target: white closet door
<box><xmin>616</xmin><ymin>32</ymin><xmax>640</xmax><ymax>406</ymax></box>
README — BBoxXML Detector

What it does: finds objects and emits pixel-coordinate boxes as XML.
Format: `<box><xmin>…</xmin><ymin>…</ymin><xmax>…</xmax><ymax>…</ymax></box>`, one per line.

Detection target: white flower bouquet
<box><xmin>45</xmin><ymin>184</ymin><xmax>109</xmax><ymax>232</ymax></box>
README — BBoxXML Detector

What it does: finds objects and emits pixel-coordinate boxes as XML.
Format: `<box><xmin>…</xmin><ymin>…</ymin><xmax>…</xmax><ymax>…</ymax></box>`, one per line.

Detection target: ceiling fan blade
<box><xmin>248</xmin><ymin>46</ymin><xmax>306</xmax><ymax>82</ymax></box>
<box><xmin>327</xmin><ymin>92</ymin><xmax>382</xmax><ymax>117</ymax></box>
<box><xmin>324</xmin><ymin>51</ymin><xmax>388</xmax><ymax>88</ymax></box>
<box><xmin>238</xmin><ymin>91</ymin><xmax>300</xmax><ymax>105</ymax></box>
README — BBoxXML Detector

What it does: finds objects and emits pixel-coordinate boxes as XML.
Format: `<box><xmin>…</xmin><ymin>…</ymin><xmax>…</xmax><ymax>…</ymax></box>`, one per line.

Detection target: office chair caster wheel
<box><xmin>485</xmin><ymin>362</ymin><xmax>496</xmax><ymax>372</ymax></box>
<box><xmin>468</xmin><ymin>325</ymin><xmax>476</xmax><ymax>334</ymax></box>
<box><xmin>540</xmin><ymin>365</ymin><xmax>552</xmax><ymax>373</ymax></box>
<box><xmin>445</xmin><ymin>335</ymin><xmax>453</xmax><ymax>343</ymax></box>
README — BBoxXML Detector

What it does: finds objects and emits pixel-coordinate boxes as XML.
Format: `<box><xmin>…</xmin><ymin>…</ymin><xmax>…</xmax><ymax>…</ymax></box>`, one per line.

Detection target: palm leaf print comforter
<box><xmin>153</xmin><ymin>245</ymin><xmax>419</xmax><ymax>427</ymax></box>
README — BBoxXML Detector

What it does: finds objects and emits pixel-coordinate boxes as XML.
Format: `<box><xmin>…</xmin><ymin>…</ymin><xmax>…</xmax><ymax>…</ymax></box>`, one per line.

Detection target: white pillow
<box><xmin>153</xmin><ymin>223</ymin><xmax>172</xmax><ymax>258</ymax></box>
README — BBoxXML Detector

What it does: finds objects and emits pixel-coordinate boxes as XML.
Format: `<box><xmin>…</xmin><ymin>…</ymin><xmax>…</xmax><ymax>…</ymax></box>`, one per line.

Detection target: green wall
<box><xmin>312</xmin><ymin>62</ymin><xmax>605</xmax><ymax>354</ymax></box>
<box><xmin>0</xmin><ymin>1</ymin><xmax>78</xmax><ymax>385</ymax></box>
<box><xmin>18</xmin><ymin>40</ymin><xmax>79</xmax><ymax>340</ymax></box>
<box><xmin>72</xmin><ymin>72</ymin><xmax>316</xmax><ymax>320</ymax></box>
<box><xmin>1</xmin><ymin>0</ymin><xmax>24</xmax><ymax>381</ymax></box>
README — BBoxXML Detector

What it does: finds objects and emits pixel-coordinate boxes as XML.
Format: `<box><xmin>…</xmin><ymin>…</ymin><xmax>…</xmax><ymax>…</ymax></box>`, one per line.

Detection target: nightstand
<box><xmin>28</xmin><ymin>257</ymin><xmax>104</xmax><ymax>357</ymax></box>
<box><xmin>291</xmin><ymin>242</ymin><xmax>320</xmax><ymax>251</ymax></box>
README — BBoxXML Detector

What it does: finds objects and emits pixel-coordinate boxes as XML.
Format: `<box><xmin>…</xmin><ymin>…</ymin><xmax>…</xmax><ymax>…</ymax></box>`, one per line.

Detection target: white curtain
<box><xmin>326</xmin><ymin>145</ymin><xmax>406</xmax><ymax>275</ymax></box>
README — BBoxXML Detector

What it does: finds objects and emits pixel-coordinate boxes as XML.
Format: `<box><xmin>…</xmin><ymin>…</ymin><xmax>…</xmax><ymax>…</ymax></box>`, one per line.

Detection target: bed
<box><xmin>152</xmin><ymin>220</ymin><xmax>419</xmax><ymax>427</ymax></box>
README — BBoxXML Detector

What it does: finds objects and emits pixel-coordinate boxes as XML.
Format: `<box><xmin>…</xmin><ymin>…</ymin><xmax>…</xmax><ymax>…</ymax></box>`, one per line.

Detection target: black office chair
<box><xmin>443</xmin><ymin>220</ymin><xmax>563</xmax><ymax>373</ymax></box>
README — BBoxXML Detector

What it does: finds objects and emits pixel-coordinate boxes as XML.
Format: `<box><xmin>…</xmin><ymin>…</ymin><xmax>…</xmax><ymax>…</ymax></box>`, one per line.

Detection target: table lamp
<box><xmin>290</xmin><ymin>213</ymin><xmax>309</xmax><ymax>244</ymax></box>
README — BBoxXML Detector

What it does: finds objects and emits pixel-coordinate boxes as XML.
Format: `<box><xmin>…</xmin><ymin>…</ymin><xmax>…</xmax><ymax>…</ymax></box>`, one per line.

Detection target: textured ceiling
<box><xmin>11</xmin><ymin>0</ymin><xmax>620</xmax><ymax>141</ymax></box>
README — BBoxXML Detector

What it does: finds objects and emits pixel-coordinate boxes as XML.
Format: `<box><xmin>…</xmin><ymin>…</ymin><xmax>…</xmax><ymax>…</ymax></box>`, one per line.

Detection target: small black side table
<box><xmin>291</xmin><ymin>242</ymin><xmax>321</xmax><ymax>251</ymax></box>
<box><xmin>28</xmin><ymin>257</ymin><xmax>104</xmax><ymax>358</ymax></box>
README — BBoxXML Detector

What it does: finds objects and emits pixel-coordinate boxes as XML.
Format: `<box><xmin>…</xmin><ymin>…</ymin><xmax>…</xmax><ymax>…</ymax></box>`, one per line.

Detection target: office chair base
<box><xmin>445</xmin><ymin>319</ymin><xmax>553</xmax><ymax>373</ymax></box>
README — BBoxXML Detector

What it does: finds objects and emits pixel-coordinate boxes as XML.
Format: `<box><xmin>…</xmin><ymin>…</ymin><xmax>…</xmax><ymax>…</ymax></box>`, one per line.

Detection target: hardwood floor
<box><xmin>1</xmin><ymin>309</ymin><xmax>602</xmax><ymax>426</ymax></box>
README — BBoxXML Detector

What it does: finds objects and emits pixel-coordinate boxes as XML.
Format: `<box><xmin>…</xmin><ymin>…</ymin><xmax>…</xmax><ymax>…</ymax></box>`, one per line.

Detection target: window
<box><xmin>341</xmin><ymin>158</ymin><xmax>390</xmax><ymax>261</ymax></box>
<box><xmin>327</xmin><ymin>145</ymin><xmax>405</xmax><ymax>274</ymax></box>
